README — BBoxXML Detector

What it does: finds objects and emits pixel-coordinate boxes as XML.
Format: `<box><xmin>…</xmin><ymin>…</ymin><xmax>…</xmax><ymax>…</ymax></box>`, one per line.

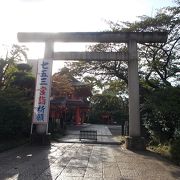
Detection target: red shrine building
<box><xmin>49</xmin><ymin>71</ymin><xmax>91</xmax><ymax>128</ymax></box>
<box><xmin>26</xmin><ymin>60</ymin><xmax>91</xmax><ymax>129</ymax></box>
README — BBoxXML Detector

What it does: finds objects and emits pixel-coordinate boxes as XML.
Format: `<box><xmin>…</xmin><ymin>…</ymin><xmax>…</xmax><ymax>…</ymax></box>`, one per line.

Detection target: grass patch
<box><xmin>113</xmin><ymin>135</ymin><xmax>126</xmax><ymax>144</ymax></box>
<box><xmin>147</xmin><ymin>144</ymin><xmax>171</xmax><ymax>160</ymax></box>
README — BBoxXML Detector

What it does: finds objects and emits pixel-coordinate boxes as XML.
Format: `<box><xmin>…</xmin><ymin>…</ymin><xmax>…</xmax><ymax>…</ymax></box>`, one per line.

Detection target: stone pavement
<box><xmin>59</xmin><ymin>124</ymin><xmax>121</xmax><ymax>144</ymax></box>
<box><xmin>0</xmin><ymin>125</ymin><xmax>180</xmax><ymax>180</ymax></box>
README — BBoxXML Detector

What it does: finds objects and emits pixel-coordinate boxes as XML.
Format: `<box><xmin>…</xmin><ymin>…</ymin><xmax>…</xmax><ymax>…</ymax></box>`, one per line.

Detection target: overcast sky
<box><xmin>0</xmin><ymin>0</ymin><xmax>176</xmax><ymax>73</ymax></box>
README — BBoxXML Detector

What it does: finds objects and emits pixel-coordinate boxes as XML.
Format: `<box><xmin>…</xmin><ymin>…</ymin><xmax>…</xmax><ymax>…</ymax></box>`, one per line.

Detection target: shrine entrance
<box><xmin>17</xmin><ymin>31</ymin><xmax>167</xmax><ymax>150</ymax></box>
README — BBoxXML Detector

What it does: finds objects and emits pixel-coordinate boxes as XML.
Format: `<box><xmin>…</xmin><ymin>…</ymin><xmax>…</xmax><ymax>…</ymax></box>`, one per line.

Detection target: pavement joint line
<box><xmin>83</xmin><ymin>144</ymin><xmax>98</xmax><ymax>178</ymax></box>
<box><xmin>81</xmin><ymin>144</ymin><xmax>92</xmax><ymax>179</ymax></box>
<box><xmin>54</xmin><ymin>144</ymin><xmax>76</xmax><ymax>180</ymax></box>
<box><xmin>55</xmin><ymin>143</ymin><xmax>84</xmax><ymax>179</ymax></box>
<box><xmin>35</xmin><ymin>149</ymin><xmax>61</xmax><ymax>179</ymax></box>
<box><xmin>36</xmin><ymin>143</ymin><xmax>76</xmax><ymax>180</ymax></box>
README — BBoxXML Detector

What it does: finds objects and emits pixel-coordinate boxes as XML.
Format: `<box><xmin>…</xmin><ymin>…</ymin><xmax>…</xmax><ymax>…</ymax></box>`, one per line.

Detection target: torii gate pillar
<box><xmin>126</xmin><ymin>40</ymin><xmax>145</xmax><ymax>150</ymax></box>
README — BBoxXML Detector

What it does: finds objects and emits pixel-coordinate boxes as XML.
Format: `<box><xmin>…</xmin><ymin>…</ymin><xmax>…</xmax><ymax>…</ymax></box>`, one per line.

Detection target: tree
<box><xmin>52</xmin><ymin>68</ymin><xmax>74</xmax><ymax>97</ymax></box>
<box><xmin>142</xmin><ymin>87</ymin><xmax>180</xmax><ymax>143</ymax></box>
<box><xmin>0</xmin><ymin>88</ymin><xmax>32</xmax><ymax>138</ymax></box>
<box><xmin>89</xmin><ymin>90</ymin><xmax>128</xmax><ymax>125</ymax></box>
<box><xmin>83</xmin><ymin>76</ymin><xmax>104</xmax><ymax>94</ymax></box>
<box><xmin>0</xmin><ymin>45</ymin><xmax>28</xmax><ymax>90</ymax></box>
<box><xmin>66</xmin><ymin>2</ymin><xmax>180</xmax><ymax>90</ymax></box>
<box><xmin>121</xmin><ymin>5</ymin><xmax>180</xmax><ymax>88</ymax></box>
<box><xmin>0</xmin><ymin>45</ymin><xmax>34</xmax><ymax>139</ymax></box>
<box><xmin>10</xmin><ymin>63</ymin><xmax>35</xmax><ymax>98</ymax></box>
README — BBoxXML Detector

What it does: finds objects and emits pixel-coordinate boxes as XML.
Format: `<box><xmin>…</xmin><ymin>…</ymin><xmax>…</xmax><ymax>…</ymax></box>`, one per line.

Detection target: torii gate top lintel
<box><xmin>17</xmin><ymin>31</ymin><xmax>167</xmax><ymax>43</ymax></box>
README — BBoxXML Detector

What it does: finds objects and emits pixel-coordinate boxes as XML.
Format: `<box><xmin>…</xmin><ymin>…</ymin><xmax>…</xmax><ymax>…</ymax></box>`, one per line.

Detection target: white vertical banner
<box><xmin>33</xmin><ymin>59</ymin><xmax>52</xmax><ymax>124</ymax></box>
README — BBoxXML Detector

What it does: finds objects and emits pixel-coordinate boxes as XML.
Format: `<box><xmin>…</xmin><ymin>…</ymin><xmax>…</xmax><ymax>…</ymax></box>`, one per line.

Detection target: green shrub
<box><xmin>0</xmin><ymin>88</ymin><xmax>32</xmax><ymax>138</ymax></box>
<box><xmin>142</xmin><ymin>87</ymin><xmax>180</xmax><ymax>143</ymax></box>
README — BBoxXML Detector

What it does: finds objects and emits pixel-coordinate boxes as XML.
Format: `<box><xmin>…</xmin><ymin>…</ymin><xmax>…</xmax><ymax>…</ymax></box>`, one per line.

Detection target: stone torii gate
<box><xmin>17</xmin><ymin>32</ymin><xmax>167</xmax><ymax>150</ymax></box>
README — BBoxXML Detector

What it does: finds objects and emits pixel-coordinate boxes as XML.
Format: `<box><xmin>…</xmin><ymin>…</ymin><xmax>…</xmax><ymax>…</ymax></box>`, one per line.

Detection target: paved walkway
<box><xmin>60</xmin><ymin>124</ymin><xmax>121</xmax><ymax>144</ymax></box>
<box><xmin>0</xmin><ymin>124</ymin><xmax>180</xmax><ymax>180</ymax></box>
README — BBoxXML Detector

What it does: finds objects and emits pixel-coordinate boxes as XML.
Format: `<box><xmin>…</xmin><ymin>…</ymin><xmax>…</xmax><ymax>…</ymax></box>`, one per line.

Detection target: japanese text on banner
<box><xmin>33</xmin><ymin>60</ymin><xmax>52</xmax><ymax>123</ymax></box>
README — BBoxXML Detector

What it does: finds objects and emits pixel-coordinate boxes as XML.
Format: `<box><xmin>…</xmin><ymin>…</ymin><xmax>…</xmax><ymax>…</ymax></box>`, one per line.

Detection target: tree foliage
<box><xmin>10</xmin><ymin>63</ymin><xmax>35</xmax><ymax>99</ymax></box>
<box><xmin>66</xmin><ymin>3</ymin><xmax>180</xmax><ymax>89</ymax></box>
<box><xmin>89</xmin><ymin>91</ymin><xmax>128</xmax><ymax>124</ymax></box>
<box><xmin>0</xmin><ymin>45</ymin><xmax>28</xmax><ymax>90</ymax></box>
<box><xmin>0</xmin><ymin>45</ymin><xmax>34</xmax><ymax>139</ymax></box>
<box><xmin>0</xmin><ymin>88</ymin><xmax>32</xmax><ymax>138</ymax></box>
<box><xmin>142</xmin><ymin>87</ymin><xmax>180</xmax><ymax>143</ymax></box>
<box><xmin>52</xmin><ymin>68</ymin><xmax>75</xmax><ymax>97</ymax></box>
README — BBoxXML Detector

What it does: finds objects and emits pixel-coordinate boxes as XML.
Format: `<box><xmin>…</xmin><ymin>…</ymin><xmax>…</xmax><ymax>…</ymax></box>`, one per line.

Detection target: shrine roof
<box><xmin>66</xmin><ymin>99</ymin><xmax>89</xmax><ymax>107</ymax></box>
<box><xmin>50</xmin><ymin>97</ymin><xmax>66</xmax><ymax>105</ymax></box>
<box><xmin>68</xmin><ymin>76</ymin><xmax>89</xmax><ymax>87</ymax></box>
<box><xmin>50</xmin><ymin>97</ymin><xmax>90</xmax><ymax>108</ymax></box>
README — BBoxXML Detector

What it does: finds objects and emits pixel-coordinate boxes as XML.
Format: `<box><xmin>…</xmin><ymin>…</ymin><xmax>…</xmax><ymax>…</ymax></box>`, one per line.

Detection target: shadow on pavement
<box><xmin>115</xmin><ymin>145</ymin><xmax>180</xmax><ymax>180</ymax></box>
<box><xmin>0</xmin><ymin>144</ymin><xmax>52</xmax><ymax>180</ymax></box>
<box><xmin>135</xmin><ymin>149</ymin><xmax>180</xmax><ymax>179</ymax></box>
